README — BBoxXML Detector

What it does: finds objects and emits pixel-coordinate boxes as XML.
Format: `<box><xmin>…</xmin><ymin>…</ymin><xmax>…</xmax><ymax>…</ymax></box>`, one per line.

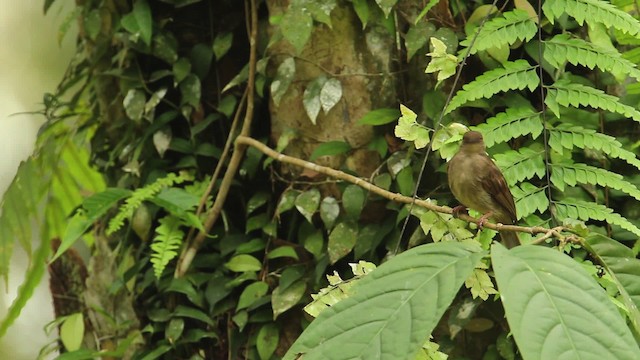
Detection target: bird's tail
<box><xmin>499</xmin><ymin>230</ymin><xmax>520</xmax><ymax>249</ymax></box>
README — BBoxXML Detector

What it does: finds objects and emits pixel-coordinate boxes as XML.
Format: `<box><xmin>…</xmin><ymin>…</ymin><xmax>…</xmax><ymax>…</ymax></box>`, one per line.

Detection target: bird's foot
<box><xmin>451</xmin><ymin>205</ymin><xmax>468</xmax><ymax>218</ymax></box>
<box><xmin>477</xmin><ymin>212</ymin><xmax>494</xmax><ymax>230</ymax></box>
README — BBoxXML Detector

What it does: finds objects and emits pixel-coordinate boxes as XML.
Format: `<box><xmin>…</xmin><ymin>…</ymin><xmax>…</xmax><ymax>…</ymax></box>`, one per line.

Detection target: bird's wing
<box><xmin>479</xmin><ymin>156</ymin><xmax>517</xmax><ymax>223</ymax></box>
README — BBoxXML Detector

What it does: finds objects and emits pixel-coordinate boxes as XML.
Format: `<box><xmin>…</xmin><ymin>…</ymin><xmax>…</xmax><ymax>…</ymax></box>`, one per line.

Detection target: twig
<box><xmin>182</xmin><ymin>89</ymin><xmax>248</xmax><ymax>251</ymax></box>
<box><xmin>175</xmin><ymin>0</ymin><xmax>258</xmax><ymax>277</ymax></box>
<box><xmin>236</xmin><ymin>135</ymin><xmax>560</xmax><ymax>238</ymax></box>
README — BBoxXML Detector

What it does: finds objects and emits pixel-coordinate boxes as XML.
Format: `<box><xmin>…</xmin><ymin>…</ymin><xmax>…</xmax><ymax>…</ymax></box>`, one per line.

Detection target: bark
<box><xmin>266</xmin><ymin>1</ymin><xmax>397</xmax><ymax>180</ymax></box>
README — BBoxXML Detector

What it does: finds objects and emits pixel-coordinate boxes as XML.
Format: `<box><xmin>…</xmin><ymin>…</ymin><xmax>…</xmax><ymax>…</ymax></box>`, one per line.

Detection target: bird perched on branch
<box><xmin>447</xmin><ymin>131</ymin><xmax>520</xmax><ymax>248</ymax></box>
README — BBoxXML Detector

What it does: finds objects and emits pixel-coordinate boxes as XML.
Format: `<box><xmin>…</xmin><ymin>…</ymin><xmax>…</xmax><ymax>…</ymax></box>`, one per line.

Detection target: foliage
<box><xmin>2</xmin><ymin>0</ymin><xmax>640</xmax><ymax>358</ymax></box>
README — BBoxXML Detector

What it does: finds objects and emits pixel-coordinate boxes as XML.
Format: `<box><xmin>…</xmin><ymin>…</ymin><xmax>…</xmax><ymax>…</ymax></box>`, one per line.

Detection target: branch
<box><xmin>236</xmin><ymin>135</ymin><xmax>559</xmax><ymax>237</ymax></box>
<box><xmin>175</xmin><ymin>0</ymin><xmax>259</xmax><ymax>278</ymax></box>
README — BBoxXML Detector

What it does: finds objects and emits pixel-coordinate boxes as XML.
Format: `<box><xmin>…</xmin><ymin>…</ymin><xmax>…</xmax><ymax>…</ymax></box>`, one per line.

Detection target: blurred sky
<box><xmin>0</xmin><ymin>0</ymin><xmax>76</xmax><ymax>358</ymax></box>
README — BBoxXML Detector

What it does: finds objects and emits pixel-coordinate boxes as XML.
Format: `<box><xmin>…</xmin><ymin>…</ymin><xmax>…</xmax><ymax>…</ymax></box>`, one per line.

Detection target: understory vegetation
<box><xmin>2</xmin><ymin>0</ymin><xmax>640</xmax><ymax>359</ymax></box>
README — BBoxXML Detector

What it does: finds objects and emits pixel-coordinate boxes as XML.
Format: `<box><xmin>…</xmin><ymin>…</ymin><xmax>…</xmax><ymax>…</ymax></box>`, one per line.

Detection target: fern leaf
<box><xmin>150</xmin><ymin>216</ymin><xmax>185</xmax><ymax>279</ymax></box>
<box><xmin>545</xmin><ymin>81</ymin><xmax>640</xmax><ymax>121</ymax></box>
<box><xmin>107</xmin><ymin>172</ymin><xmax>192</xmax><ymax>235</ymax></box>
<box><xmin>445</xmin><ymin>60</ymin><xmax>539</xmax><ymax>115</ymax></box>
<box><xmin>494</xmin><ymin>147</ymin><xmax>547</xmax><ymax>186</ymax></box>
<box><xmin>512</xmin><ymin>182</ymin><xmax>549</xmax><ymax>219</ymax></box>
<box><xmin>544</xmin><ymin>34</ymin><xmax>640</xmax><ymax>80</ymax></box>
<box><xmin>474</xmin><ymin>107</ymin><xmax>544</xmax><ymax>147</ymax></box>
<box><xmin>549</xmin><ymin>125</ymin><xmax>640</xmax><ymax>170</ymax></box>
<box><xmin>551</xmin><ymin>162</ymin><xmax>640</xmax><ymax>201</ymax></box>
<box><xmin>554</xmin><ymin>200</ymin><xmax>640</xmax><ymax>236</ymax></box>
<box><xmin>461</xmin><ymin>10</ymin><xmax>538</xmax><ymax>54</ymax></box>
<box><xmin>542</xmin><ymin>0</ymin><xmax>640</xmax><ymax>37</ymax></box>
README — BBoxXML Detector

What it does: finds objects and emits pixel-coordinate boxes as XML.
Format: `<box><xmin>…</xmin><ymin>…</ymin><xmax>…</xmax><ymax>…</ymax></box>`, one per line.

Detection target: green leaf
<box><xmin>358</xmin><ymin>108</ymin><xmax>401</xmax><ymax>126</ymax></box>
<box><xmin>247</xmin><ymin>191</ymin><xmax>270</xmax><ymax>215</ymax></box>
<box><xmin>583</xmin><ymin>233</ymin><xmax>640</xmax><ymax>334</ymax></box>
<box><xmin>237</xmin><ymin>281</ymin><xmax>269</xmax><ymax>310</ymax></box>
<box><xmin>173</xmin><ymin>57</ymin><xmax>191</xmax><ymax>85</ymax></box>
<box><xmin>474</xmin><ymin>107</ymin><xmax>543</xmax><ymax>147</ymax></box>
<box><xmin>84</xmin><ymin>9</ymin><xmax>102</xmax><ymax>40</ymax></box>
<box><xmin>352</xmin><ymin>0</ymin><xmax>370</xmax><ymax>28</ymax></box>
<box><xmin>0</xmin><ymin>235</ymin><xmax>50</xmax><ymax>337</ymax></box>
<box><xmin>150</xmin><ymin>216</ymin><xmax>185</xmax><ymax>278</ymax></box>
<box><xmin>303</xmin><ymin>230</ymin><xmax>325</xmax><ymax>258</ymax></box>
<box><xmin>512</xmin><ymin>182</ymin><xmax>548</xmax><ymax>219</ymax></box>
<box><xmin>271</xmin><ymin>57</ymin><xmax>296</xmax><ymax>106</ymax></box>
<box><xmin>328</xmin><ymin>221</ymin><xmax>358</xmax><ymax>264</ymax></box>
<box><xmin>267</xmin><ymin>246</ymin><xmax>299</xmax><ymax>260</ymax></box>
<box><xmin>425</xmin><ymin>37</ymin><xmax>459</xmax><ymax>87</ymax></box>
<box><xmin>320</xmin><ymin>78</ymin><xmax>342</xmax><ymax>114</ymax></box>
<box><xmin>309</xmin><ymin>141</ymin><xmax>351</xmax><ymax>161</ymax></box>
<box><xmin>213</xmin><ymin>32</ymin><xmax>233</xmax><ymax>60</ymax></box>
<box><xmin>303</xmin><ymin>76</ymin><xmax>328</xmax><ymax>124</ymax></box>
<box><xmin>542</xmin><ymin>0</ymin><xmax>640</xmax><ymax>37</ymax></box>
<box><xmin>320</xmin><ymin>197</ymin><xmax>340</xmax><ymax>229</ymax></box>
<box><xmin>460</xmin><ymin>9</ymin><xmax>537</xmax><ymax>55</ymax></box>
<box><xmin>554</xmin><ymin>200</ymin><xmax>640</xmax><ymax>237</ymax></box>
<box><xmin>306</xmin><ymin>0</ymin><xmax>337</xmax><ymax>27</ymax></box>
<box><xmin>295</xmin><ymin>188</ymin><xmax>321</xmax><ymax>223</ymax></box>
<box><xmin>52</xmin><ymin>188</ymin><xmax>131</xmax><ymax>263</ymax></box>
<box><xmin>342</xmin><ymin>185</ymin><xmax>365</xmax><ymax>220</ymax></box>
<box><xmin>165</xmin><ymin>317</ymin><xmax>185</xmax><ymax>344</ymax></box>
<box><xmin>543</xmin><ymin>34</ymin><xmax>640</xmax><ymax>80</ymax></box>
<box><xmin>281</xmin><ymin>5</ymin><xmax>312</xmax><ymax>53</ymax></box>
<box><xmin>284</xmin><ymin>242</ymin><xmax>483</xmax><ymax>359</ymax></box>
<box><xmin>225</xmin><ymin>254</ymin><xmax>262</xmax><ymax>272</ymax></box>
<box><xmin>375</xmin><ymin>0</ymin><xmax>398</xmax><ymax>17</ymax></box>
<box><xmin>445</xmin><ymin>60</ymin><xmax>538</xmax><ymax>115</ymax></box>
<box><xmin>494</xmin><ymin>147</ymin><xmax>546</xmax><ymax>186</ymax></box>
<box><xmin>133</xmin><ymin>0</ymin><xmax>152</xmax><ymax>45</ymax></box>
<box><xmin>180</xmin><ymin>73</ymin><xmax>201</xmax><ymax>108</ymax></box>
<box><xmin>405</xmin><ymin>21</ymin><xmax>436</xmax><ymax>61</ymax></box>
<box><xmin>257</xmin><ymin>324</ymin><xmax>280</xmax><ymax>360</ymax></box>
<box><xmin>272</xmin><ymin>280</ymin><xmax>306</xmax><ymax>319</ymax></box>
<box><xmin>395</xmin><ymin>105</ymin><xmax>430</xmax><ymax>149</ymax></box>
<box><xmin>550</xmin><ymin>162</ymin><xmax>640</xmax><ymax>201</ymax></box>
<box><xmin>549</xmin><ymin>124</ymin><xmax>640</xmax><ymax>170</ymax></box>
<box><xmin>123</xmin><ymin>89</ymin><xmax>146</xmax><ymax>122</ymax></box>
<box><xmin>277</xmin><ymin>189</ymin><xmax>300</xmax><ymax>215</ymax></box>
<box><xmin>545</xmin><ymin>80</ymin><xmax>640</xmax><ymax>122</ymax></box>
<box><xmin>60</xmin><ymin>313</ymin><xmax>84</xmax><ymax>352</ymax></box>
<box><xmin>174</xmin><ymin>305</ymin><xmax>215</xmax><ymax>326</ymax></box>
<box><xmin>190</xmin><ymin>43</ymin><xmax>214</xmax><ymax>79</ymax></box>
<box><xmin>492</xmin><ymin>244</ymin><xmax>640</xmax><ymax>359</ymax></box>
<box><xmin>121</xmin><ymin>0</ymin><xmax>153</xmax><ymax>45</ymax></box>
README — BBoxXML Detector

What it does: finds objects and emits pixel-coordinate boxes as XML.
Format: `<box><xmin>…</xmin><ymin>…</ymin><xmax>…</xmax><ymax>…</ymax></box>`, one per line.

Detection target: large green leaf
<box><xmin>583</xmin><ymin>233</ymin><xmax>640</xmax><ymax>334</ymax></box>
<box><xmin>284</xmin><ymin>242</ymin><xmax>483</xmax><ymax>359</ymax></box>
<box><xmin>492</xmin><ymin>244</ymin><xmax>640</xmax><ymax>359</ymax></box>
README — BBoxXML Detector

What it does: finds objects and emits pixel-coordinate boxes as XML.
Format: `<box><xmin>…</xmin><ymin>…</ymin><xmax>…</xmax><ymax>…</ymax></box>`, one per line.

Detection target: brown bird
<box><xmin>447</xmin><ymin>131</ymin><xmax>520</xmax><ymax>248</ymax></box>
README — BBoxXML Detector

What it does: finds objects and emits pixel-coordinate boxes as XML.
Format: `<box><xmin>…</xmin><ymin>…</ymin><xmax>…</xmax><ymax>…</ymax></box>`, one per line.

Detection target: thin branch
<box><xmin>175</xmin><ymin>0</ymin><xmax>259</xmax><ymax>277</ymax></box>
<box><xmin>236</xmin><ymin>135</ymin><xmax>559</xmax><ymax>238</ymax></box>
<box><xmin>182</xmin><ymin>89</ymin><xmax>248</xmax><ymax>248</ymax></box>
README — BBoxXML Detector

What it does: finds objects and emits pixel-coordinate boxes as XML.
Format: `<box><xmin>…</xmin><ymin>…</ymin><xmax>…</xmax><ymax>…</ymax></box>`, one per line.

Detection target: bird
<box><xmin>447</xmin><ymin>131</ymin><xmax>520</xmax><ymax>248</ymax></box>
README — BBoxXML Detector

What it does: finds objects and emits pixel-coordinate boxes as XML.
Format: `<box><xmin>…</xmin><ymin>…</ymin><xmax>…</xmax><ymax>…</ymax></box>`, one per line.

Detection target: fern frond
<box><xmin>551</xmin><ymin>162</ymin><xmax>640</xmax><ymax>201</ymax></box>
<box><xmin>549</xmin><ymin>124</ymin><xmax>640</xmax><ymax>170</ymax></box>
<box><xmin>543</xmin><ymin>34</ymin><xmax>640</xmax><ymax>80</ymax></box>
<box><xmin>545</xmin><ymin>81</ymin><xmax>640</xmax><ymax>121</ymax></box>
<box><xmin>107</xmin><ymin>172</ymin><xmax>192</xmax><ymax>235</ymax></box>
<box><xmin>542</xmin><ymin>0</ymin><xmax>640</xmax><ymax>37</ymax></box>
<box><xmin>512</xmin><ymin>182</ymin><xmax>549</xmax><ymax>219</ymax></box>
<box><xmin>554</xmin><ymin>199</ymin><xmax>640</xmax><ymax>236</ymax></box>
<box><xmin>474</xmin><ymin>107</ymin><xmax>544</xmax><ymax>147</ymax></box>
<box><xmin>494</xmin><ymin>147</ymin><xmax>547</xmax><ymax>186</ymax></box>
<box><xmin>150</xmin><ymin>215</ymin><xmax>185</xmax><ymax>279</ymax></box>
<box><xmin>445</xmin><ymin>60</ymin><xmax>539</xmax><ymax>115</ymax></box>
<box><xmin>460</xmin><ymin>10</ymin><xmax>538</xmax><ymax>54</ymax></box>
